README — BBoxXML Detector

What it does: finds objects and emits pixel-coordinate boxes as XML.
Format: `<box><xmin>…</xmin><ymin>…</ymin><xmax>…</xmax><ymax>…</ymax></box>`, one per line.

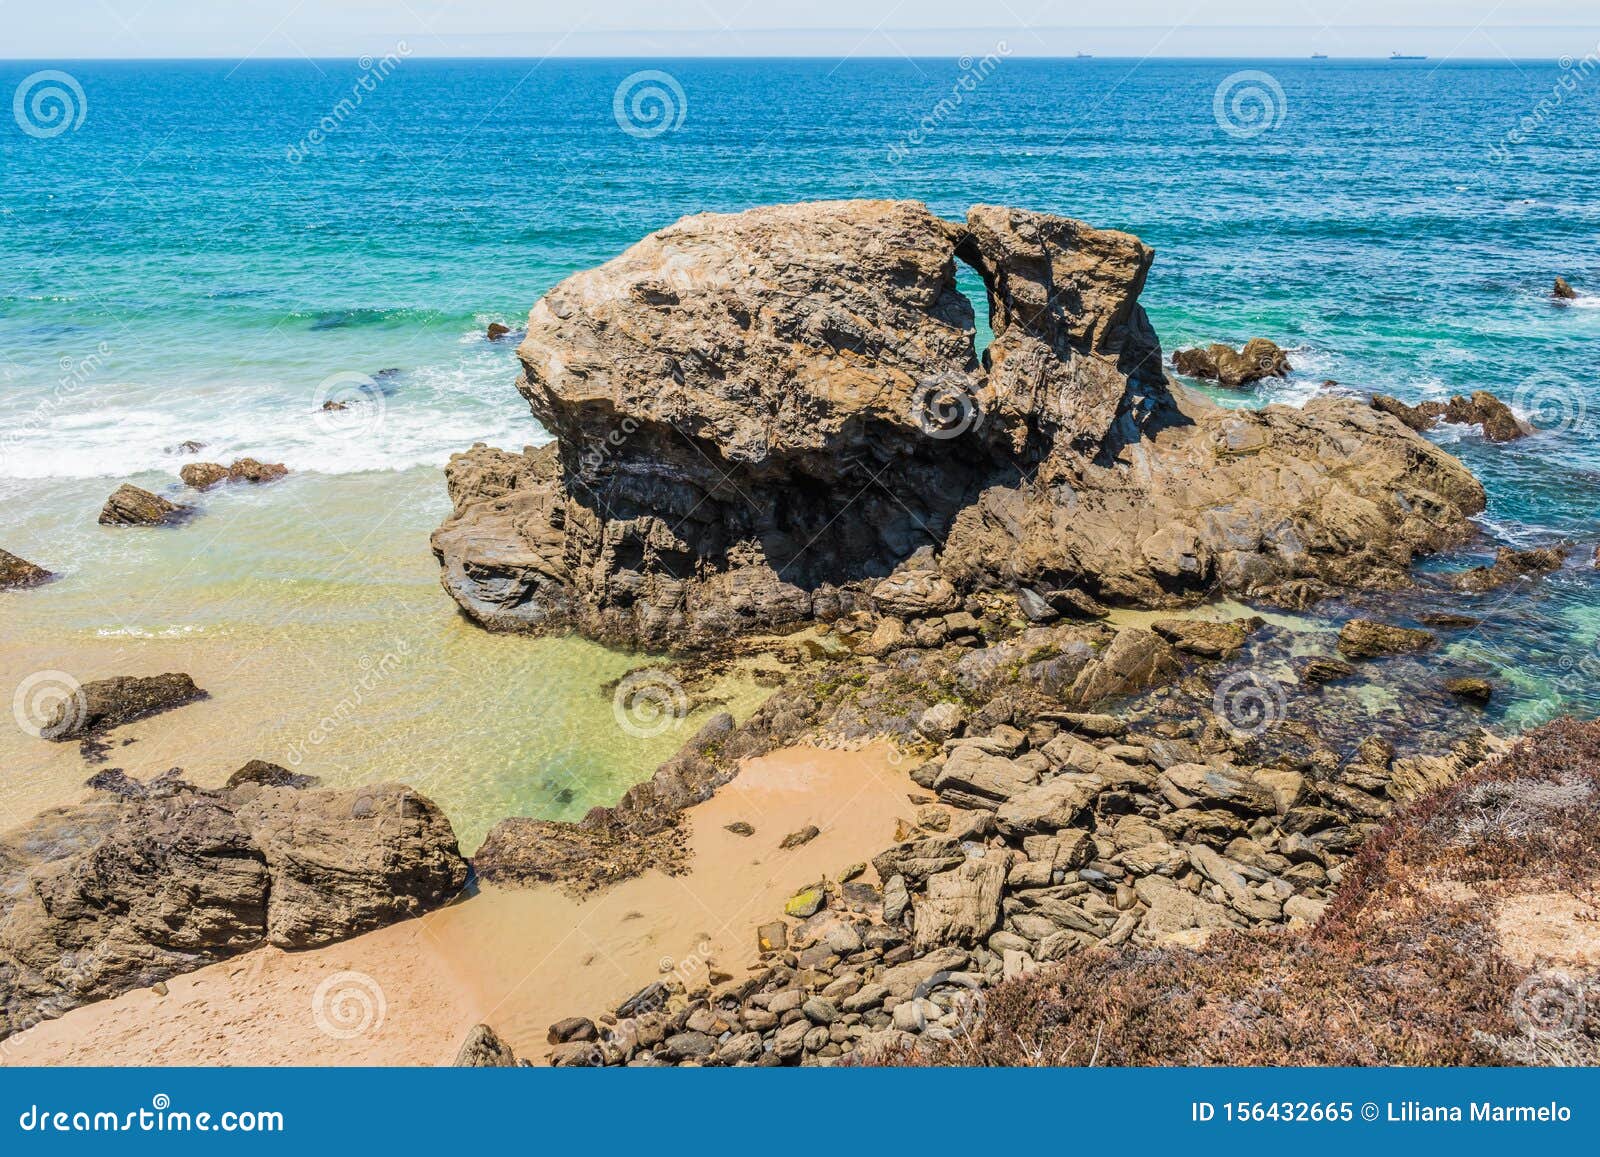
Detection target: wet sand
<box><xmin>1</xmin><ymin>743</ymin><xmax>923</xmax><ymax>1066</ymax></box>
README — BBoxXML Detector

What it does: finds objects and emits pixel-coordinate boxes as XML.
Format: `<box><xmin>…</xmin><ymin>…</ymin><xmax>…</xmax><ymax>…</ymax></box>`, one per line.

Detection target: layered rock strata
<box><xmin>434</xmin><ymin>201</ymin><xmax>1485</xmax><ymax>650</ymax></box>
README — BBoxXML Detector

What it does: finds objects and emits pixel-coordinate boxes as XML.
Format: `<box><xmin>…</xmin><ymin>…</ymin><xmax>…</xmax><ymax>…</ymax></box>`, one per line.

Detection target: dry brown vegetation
<box><xmin>878</xmin><ymin>717</ymin><xmax>1600</xmax><ymax>1066</ymax></box>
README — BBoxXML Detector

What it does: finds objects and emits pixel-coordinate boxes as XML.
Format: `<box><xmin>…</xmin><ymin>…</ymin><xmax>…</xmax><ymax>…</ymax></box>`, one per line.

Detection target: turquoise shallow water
<box><xmin>1</xmin><ymin>56</ymin><xmax>1598</xmax><ymax>755</ymax></box>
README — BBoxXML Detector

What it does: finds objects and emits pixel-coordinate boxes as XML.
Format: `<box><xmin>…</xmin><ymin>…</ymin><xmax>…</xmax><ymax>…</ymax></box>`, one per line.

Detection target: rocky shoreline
<box><xmin>1</xmin><ymin>200</ymin><xmax>1584</xmax><ymax>1065</ymax></box>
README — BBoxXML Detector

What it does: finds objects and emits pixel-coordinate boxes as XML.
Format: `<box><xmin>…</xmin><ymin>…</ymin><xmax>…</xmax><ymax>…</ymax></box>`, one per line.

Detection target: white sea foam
<box><xmin>0</xmin><ymin>359</ymin><xmax>549</xmax><ymax>480</ymax></box>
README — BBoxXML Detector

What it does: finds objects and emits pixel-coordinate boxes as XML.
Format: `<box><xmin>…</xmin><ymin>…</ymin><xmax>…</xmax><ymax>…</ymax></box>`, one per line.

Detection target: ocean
<box><xmin>2</xmin><ymin>57</ymin><xmax>1597</xmax><ymax>844</ymax></box>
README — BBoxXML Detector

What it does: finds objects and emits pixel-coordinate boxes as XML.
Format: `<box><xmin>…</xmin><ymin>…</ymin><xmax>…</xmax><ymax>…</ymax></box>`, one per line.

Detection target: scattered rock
<box><xmin>546</xmin><ymin>1016</ymin><xmax>598</xmax><ymax>1045</ymax></box>
<box><xmin>486</xmin><ymin>321</ymin><xmax>512</xmax><ymax>341</ymax></box>
<box><xmin>724</xmin><ymin>821</ymin><xmax>755</xmax><ymax>837</ymax></box>
<box><xmin>779</xmin><ymin>825</ymin><xmax>821</xmax><ymax>849</ymax></box>
<box><xmin>1553</xmin><ymin>276</ymin><xmax>1578</xmax><ymax>300</ymax></box>
<box><xmin>784</xmin><ymin>884</ymin><xmax>826</xmax><ymax>919</ymax></box>
<box><xmin>0</xmin><ymin>548</ymin><xmax>53</xmax><ymax>590</ymax></box>
<box><xmin>1336</xmin><ymin>619</ymin><xmax>1436</xmax><ymax>660</ymax></box>
<box><xmin>182</xmin><ymin>459</ymin><xmax>290</xmax><ymax>491</ymax></box>
<box><xmin>98</xmin><ymin>484</ymin><xmax>189</xmax><ymax>527</ymax></box>
<box><xmin>1172</xmin><ymin>338</ymin><xmax>1291</xmax><ymax>387</ymax></box>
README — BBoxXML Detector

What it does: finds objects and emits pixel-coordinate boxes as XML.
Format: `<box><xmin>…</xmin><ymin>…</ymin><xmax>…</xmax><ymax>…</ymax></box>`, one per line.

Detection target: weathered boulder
<box><xmin>1068</xmin><ymin>628</ymin><xmax>1182</xmax><ymax>704</ymax></box>
<box><xmin>932</xmin><ymin>746</ymin><xmax>1039</xmax><ymax>809</ymax></box>
<box><xmin>433</xmin><ymin>201</ymin><xmax>1485</xmax><ymax>650</ymax></box>
<box><xmin>1553</xmin><ymin>276</ymin><xmax>1578</xmax><ymax>300</ymax></box>
<box><xmin>98</xmin><ymin>484</ymin><xmax>188</xmax><ymax>527</ymax></box>
<box><xmin>1337</xmin><ymin>619</ymin><xmax>1436</xmax><ymax>660</ymax></box>
<box><xmin>0</xmin><ymin>548</ymin><xmax>52</xmax><ymax>589</ymax></box>
<box><xmin>0</xmin><ymin>773</ymin><xmax>466</xmax><ymax>1041</ymax></box>
<box><xmin>913</xmin><ymin>856</ymin><xmax>1008</xmax><ymax>952</ymax></box>
<box><xmin>1171</xmin><ymin>338</ymin><xmax>1291</xmax><ymax>386</ymax></box>
<box><xmin>40</xmin><ymin>673</ymin><xmax>204</xmax><ymax>741</ymax></box>
<box><xmin>235</xmin><ymin>785</ymin><xmax>468</xmax><ymax>949</ymax></box>
<box><xmin>455</xmin><ymin>1023</ymin><xmax>521</xmax><ymax>1066</ymax></box>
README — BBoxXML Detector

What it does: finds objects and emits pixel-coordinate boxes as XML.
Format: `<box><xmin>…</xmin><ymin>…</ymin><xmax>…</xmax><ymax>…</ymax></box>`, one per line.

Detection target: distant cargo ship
<box><xmin>1311</xmin><ymin>53</ymin><xmax>1329</xmax><ymax>59</ymax></box>
<box><xmin>1076</xmin><ymin>52</ymin><xmax>1094</xmax><ymax>58</ymax></box>
<box><xmin>1390</xmin><ymin>52</ymin><xmax>1427</xmax><ymax>60</ymax></box>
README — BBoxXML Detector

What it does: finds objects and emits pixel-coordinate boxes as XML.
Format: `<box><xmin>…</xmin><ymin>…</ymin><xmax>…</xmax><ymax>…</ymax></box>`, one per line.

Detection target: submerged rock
<box><xmin>98</xmin><ymin>484</ymin><xmax>189</xmax><ymax>527</ymax></box>
<box><xmin>1336</xmin><ymin>619</ymin><xmax>1436</xmax><ymax>660</ymax></box>
<box><xmin>1171</xmin><ymin>338</ymin><xmax>1291</xmax><ymax>386</ymax></box>
<box><xmin>40</xmin><ymin>673</ymin><xmax>205</xmax><ymax>741</ymax></box>
<box><xmin>0</xmin><ymin>773</ymin><xmax>466</xmax><ymax>1041</ymax></box>
<box><xmin>0</xmin><ymin>548</ymin><xmax>52</xmax><ymax>589</ymax></box>
<box><xmin>433</xmin><ymin>201</ymin><xmax>1484</xmax><ymax>650</ymax></box>
<box><xmin>1445</xmin><ymin>677</ymin><xmax>1493</xmax><ymax>704</ymax></box>
<box><xmin>1450</xmin><ymin>544</ymin><xmax>1567</xmax><ymax>592</ymax></box>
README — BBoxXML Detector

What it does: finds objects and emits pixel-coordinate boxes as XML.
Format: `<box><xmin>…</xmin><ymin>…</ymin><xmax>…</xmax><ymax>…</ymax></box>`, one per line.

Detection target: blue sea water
<box><xmin>2</xmin><ymin>56</ymin><xmax>1598</xmax><ymax>728</ymax></box>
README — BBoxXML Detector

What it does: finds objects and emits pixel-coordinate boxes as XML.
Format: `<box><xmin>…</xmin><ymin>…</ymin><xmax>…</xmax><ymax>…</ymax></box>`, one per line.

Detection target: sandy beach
<box><xmin>0</xmin><ymin>742</ymin><xmax>923</xmax><ymax>1066</ymax></box>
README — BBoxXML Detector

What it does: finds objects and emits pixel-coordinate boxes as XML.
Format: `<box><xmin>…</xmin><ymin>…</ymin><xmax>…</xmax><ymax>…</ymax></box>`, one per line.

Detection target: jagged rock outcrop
<box><xmin>434</xmin><ymin>201</ymin><xmax>1485</xmax><ymax>650</ymax></box>
<box><xmin>0</xmin><ymin>769</ymin><xmax>467</xmax><ymax>1041</ymax></box>
<box><xmin>1370</xmin><ymin>390</ymin><xmax>1530</xmax><ymax>443</ymax></box>
<box><xmin>1171</xmin><ymin>338</ymin><xmax>1291</xmax><ymax>386</ymax></box>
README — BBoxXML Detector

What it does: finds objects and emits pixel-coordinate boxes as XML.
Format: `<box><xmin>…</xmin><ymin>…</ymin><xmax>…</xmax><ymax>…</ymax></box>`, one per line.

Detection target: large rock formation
<box><xmin>0</xmin><ymin>769</ymin><xmax>467</xmax><ymax>1041</ymax></box>
<box><xmin>434</xmin><ymin>201</ymin><xmax>1485</xmax><ymax>650</ymax></box>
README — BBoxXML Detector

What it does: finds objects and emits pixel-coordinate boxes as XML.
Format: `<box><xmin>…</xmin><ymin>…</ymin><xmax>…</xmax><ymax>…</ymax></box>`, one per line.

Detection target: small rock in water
<box><xmin>184</xmin><ymin>459</ymin><xmax>290</xmax><ymax>490</ymax></box>
<box><xmin>180</xmin><ymin>462</ymin><xmax>230</xmax><ymax>490</ymax></box>
<box><xmin>1299</xmin><ymin>657</ymin><xmax>1355</xmax><ymax>685</ymax></box>
<box><xmin>486</xmin><ymin>321</ymin><xmax>512</xmax><ymax>341</ymax></box>
<box><xmin>0</xmin><ymin>548</ymin><xmax>53</xmax><ymax>590</ymax></box>
<box><xmin>98</xmin><ymin>484</ymin><xmax>189</xmax><ymax>527</ymax></box>
<box><xmin>321</xmin><ymin>399</ymin><xmax>348</xmax><ymax>411</ymax></box>
<box><xmin>40</xmin><ymin>673</ymin><xmax>205</xmax><ymax>741</ymax></box>
<box><xmin>1171</xmin><ymin>338</ymin><xmax>1291</xmax><ymax>387</ymax></box>
<box><xmin>1418</xmin><ymin>611</ymin><xmax>1481</xmax><ymax>628</ymax></box>
<box><xmin>779</xmin><ymin>825</ymin><xmax>821</xmax><ymax>849</ymax></box>
<box><xmin>1553</xmin><ymin>276</ymin><xmax>1578</xmax><ymax>300</ymax></box>
<box><xmin>1337</xmin><ymin>619</ymin><xmax>1436</xmax><ymax>660</ymax></box>
<box><xmin>1445</xmin><ymin>677</ymin><xmax>1493</xmax><ymax>705</ymax></box>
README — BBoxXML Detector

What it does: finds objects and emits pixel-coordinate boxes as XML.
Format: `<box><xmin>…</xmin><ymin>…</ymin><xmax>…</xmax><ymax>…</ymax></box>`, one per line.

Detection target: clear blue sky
<box><xmin>1</xmin><ymin>0</ymin><xmax>1595</xmax><ymax>59</ymax></box>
